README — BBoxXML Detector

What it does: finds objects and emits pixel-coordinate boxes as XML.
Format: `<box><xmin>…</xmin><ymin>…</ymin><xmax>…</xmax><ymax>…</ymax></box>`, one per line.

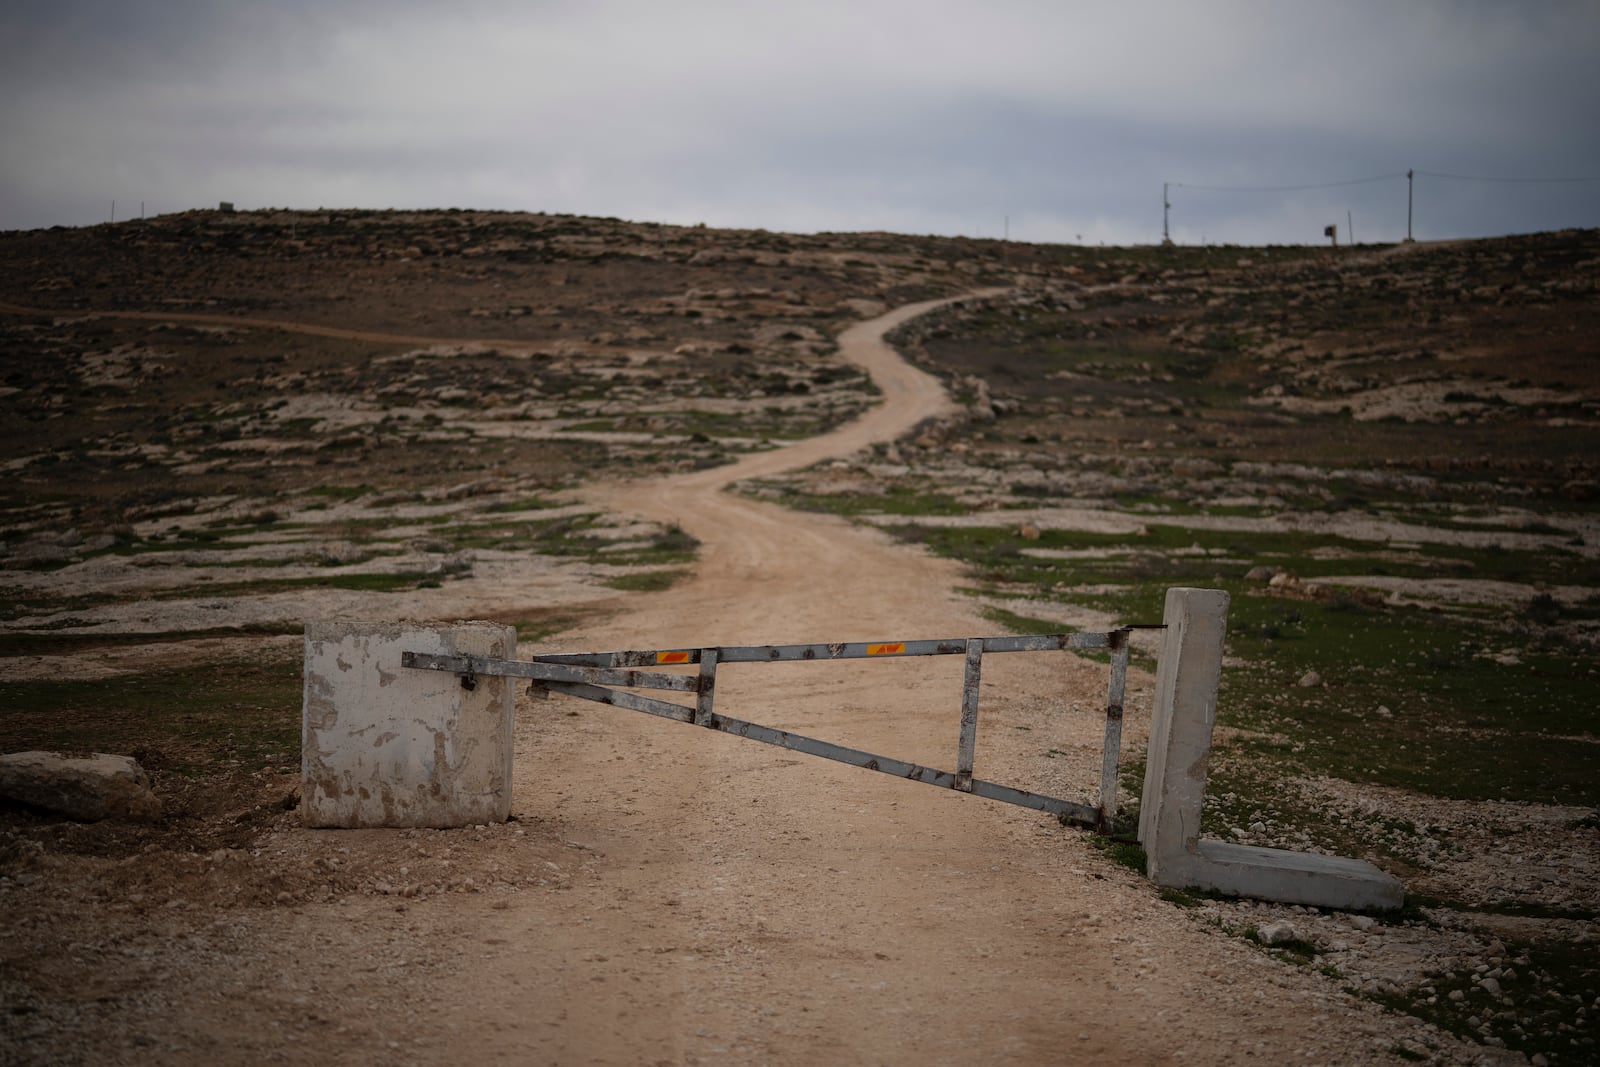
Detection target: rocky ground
<box><xmin>1</xmin><ymin>212</ymin><xmax>1597</xmax><ymax>1064</ymax></box>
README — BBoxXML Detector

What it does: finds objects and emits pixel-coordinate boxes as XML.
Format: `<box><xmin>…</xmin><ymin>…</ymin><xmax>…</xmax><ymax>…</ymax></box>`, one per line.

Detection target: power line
<box><xmin>1414</xmin><ymin>169</ymin><xmax>1600</xmax><ymax>184</ymax></box>
<box><xmin>1170</xmin><ymin>173</ymin><xmax>1406</xmax><ymax>193</ymax></box>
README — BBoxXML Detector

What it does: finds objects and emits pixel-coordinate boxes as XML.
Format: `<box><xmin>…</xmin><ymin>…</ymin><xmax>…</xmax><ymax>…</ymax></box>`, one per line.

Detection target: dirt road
<box><xmin>2</xmin><ymin>296</ymin><xmax>1466</xmax><ymax>1066</ymax></box>
<box><xmin>434</xmin><ymin>295</ymin><xmax>1434</xmax><ymax>1065</ymax></box>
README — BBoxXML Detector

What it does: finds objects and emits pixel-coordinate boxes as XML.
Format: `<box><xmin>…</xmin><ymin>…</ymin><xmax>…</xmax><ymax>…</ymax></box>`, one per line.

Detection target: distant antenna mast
<box><xmin>1405</xmin><ymin>169</ymin><xmax>1415</xmax><ymax>242</ymax></box>
<box><xmin>1347</xmin><ymin>209</ymin><xmax>1354</xmax><ymax>246</ymax></box>
<box><xmin>1162</xmin><ymin>183</ymin><xmax>1172</xmax><ymax>245</ymax></box>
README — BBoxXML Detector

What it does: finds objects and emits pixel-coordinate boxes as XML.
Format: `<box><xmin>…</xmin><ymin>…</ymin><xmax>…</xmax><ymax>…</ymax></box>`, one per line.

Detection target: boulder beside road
<box><xmin>0</xmin><ymin>751</ymin><xmax>162</xmax><ymax>822</ymax></box>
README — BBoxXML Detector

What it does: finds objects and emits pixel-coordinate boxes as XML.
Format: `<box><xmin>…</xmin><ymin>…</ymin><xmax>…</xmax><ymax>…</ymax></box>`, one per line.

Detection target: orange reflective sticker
<box><xmin>866</xmin><ymin>642</ymin><xmax>905</xmax><ymax>656</ymax></box>
<box><xmin>656</xmin><ymin>650</ymin><xmax>691</xmax><ymax>664</ymax></box>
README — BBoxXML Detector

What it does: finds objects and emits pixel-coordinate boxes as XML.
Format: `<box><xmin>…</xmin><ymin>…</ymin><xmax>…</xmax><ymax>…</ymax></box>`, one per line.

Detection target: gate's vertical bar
<box><xmin>1097</xmin><ymin>629</ymin><xmax>1130</xmax><ymax>830</ymax></box>
<box><xmin>955</xmin><ymin>638</ymin><xmax>983</xmax><ymax>792</ymax></box>
<box><xmin>695</xmin><ymin>648</ymin><xmax>718</xmax><ymax>725</ymax></box>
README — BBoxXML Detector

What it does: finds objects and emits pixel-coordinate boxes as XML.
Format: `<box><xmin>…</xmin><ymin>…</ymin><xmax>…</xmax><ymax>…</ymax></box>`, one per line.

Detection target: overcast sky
<box><xmin>3</xmin><ymin>0</ymin><xmax>1597</xmax><ymax>245</ymax></box>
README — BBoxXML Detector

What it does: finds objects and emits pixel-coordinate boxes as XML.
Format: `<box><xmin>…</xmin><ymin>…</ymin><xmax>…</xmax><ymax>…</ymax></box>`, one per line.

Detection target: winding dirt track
<box><xmin>0</xmin><ymin>295</ymin><xmax>1427</xmax><ymax>1064</ymax></box>
<box><xmin>439</xmin><ymin>296</ymin><xmax>1414</xmax><ymax>1064</ymax></box>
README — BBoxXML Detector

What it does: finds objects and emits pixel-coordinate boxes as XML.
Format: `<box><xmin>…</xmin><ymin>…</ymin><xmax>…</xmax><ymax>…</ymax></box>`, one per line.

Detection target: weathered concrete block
<box><xmin>302</xmin><ymin>620</ymin><xmax>516</xmax><ymax>828</ymax></box>
<box><xmin>1139</xmin><ymin>588</ymin><xmax>1405</xmax><ymax>911</ymax></box>
<box><xmin>0</xmin><ymin>751</ymin><xmax>161</xmax><ymax>822</ymax></box>
<box><xmin>1180</xmin><ymin>841</ymin><xmax>1405</xmax><ymax>911</ymax></box>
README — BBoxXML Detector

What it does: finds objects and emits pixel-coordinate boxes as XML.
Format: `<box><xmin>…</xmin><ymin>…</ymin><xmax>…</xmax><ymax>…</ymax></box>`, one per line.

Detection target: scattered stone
<box><xmin>1244</xmin><ymin>565</ymin><xmax>1279</xmax><ymax>584</ymax></box>
<box><xmin>1480</xmin><ymin>977</ymin><xmax>1503</xmax><ymax>997</ymax></box>
<box><xmin>1017</xmin><ymin>523</ymin><xmax>1041</xmax><ymax>541</ymax></box>
<box><xmin>1257</xmin><ymin>920</ymin><xmax>1299</xmax><ymax>945</ymax></box>
<box><xmin>1172</xmin><ymin>458</ymin><xmax>1222</xmax><ymax>478</ymax></box>
<box><xmin>1375</xmin><ymin>705</ymin><xmax>1393</xmax><ymax>718</ymax></box>
<box><xmin>1297</xmin><ymin>671</ymin><xmax>1323</xmax><ymax>688</ymax></box>
<box><xmin>0</xmin><ymin>751</ymin><xmax>161</xmax><ymax>822</ymax></box>
<box><xmin>1349</xmin><ymin>915</ymin><xmax>1376</xmax><ymax>932</ymax></box>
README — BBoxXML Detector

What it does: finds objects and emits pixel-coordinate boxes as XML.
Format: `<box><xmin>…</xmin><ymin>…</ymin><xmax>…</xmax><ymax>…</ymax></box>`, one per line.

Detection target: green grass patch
<box><xmin>760</xmin><ymin>484</ymin><xmax>971</xmax><ymax>517</ymax></box>
<box><xmin>980</xmin><ymin>606</ymin><xmax>1074</xmax><ymax>634</ymax></box>
<box><xmin>0</xmin><ymin>655</ymin><xmax>302</xmax><ymax>774</ymax></box>
<box><xmin>873</xmin><ymin>517</ymin><xmax>1597</xmax><ymax>809</ymax></box>
<box><xmin>603</xmin><ymin>570</ymin><xmax>689</xmax><ymax>593</ymax></box>
<box><xmin>1216</xmin><ymin>592</ymin><xmax>1599</xmax><ymax>806</ymax></box>
<box><xmin>512</xmin><ymin>611</ymin><xmax>587</xmax><ymax>645</ymax></box>
<box><xmin>0</xmin><ymin>624</ymin><xmax>302</xmax><ymax>658</ymax></box>
<box><xmin>1088</xmin><ymin>834</ymin><xmax>1147</xmax><ymax>874</ymax></box>
<box><xmin>482</xmin><ymin>494</ymin><xmax>559</xmax><ymax>513</ymax></box>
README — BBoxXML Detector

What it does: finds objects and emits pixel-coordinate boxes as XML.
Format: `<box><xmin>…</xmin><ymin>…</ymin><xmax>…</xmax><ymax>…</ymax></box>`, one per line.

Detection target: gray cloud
<box><xmin>3</xmin><ymin>0</ymin><xmax>1597</xmax><ymax>242</ymax></box>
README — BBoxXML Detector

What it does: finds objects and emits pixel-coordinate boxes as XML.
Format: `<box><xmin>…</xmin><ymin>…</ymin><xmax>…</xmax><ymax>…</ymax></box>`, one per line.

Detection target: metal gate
<box><xmin>403</xmin><ymin>627</ymin><xmax>1147</xmax><ymax>830</ymax></box>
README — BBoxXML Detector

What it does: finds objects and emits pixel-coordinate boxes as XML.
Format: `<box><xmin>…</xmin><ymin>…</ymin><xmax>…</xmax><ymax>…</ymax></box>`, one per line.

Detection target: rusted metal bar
<box><xmin>531</xmin><ymin>631</ymin><xmax>1113</xmax><ymax>669</ymax></box>
<box><xmin>1097</xmin><ymin>630</ymin><xmax>1131</xmax><ymax>830</ymax></box>
<box><xmin>537</xmin><ymin>679</ymin><xmax>695</xmax><ymax>723</ymax></box>
<box><xmin>695</xmin><ymin>647</ymin><xmax>718</xmax><ymax>726</ymax></box>
<box><xmin>400</xmin><ymin>651</ymin><xmax>699</xmax><ymax>692</ymax></box>
<box><xmin>955</xmin><ymin>638</ymin><xmax>982</xmax><ymax>792</ymax></box>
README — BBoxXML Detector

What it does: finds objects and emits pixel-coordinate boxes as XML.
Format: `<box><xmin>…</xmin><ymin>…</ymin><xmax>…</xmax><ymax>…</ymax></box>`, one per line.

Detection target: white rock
<box><xmin>1257</xmin><ymin>920</ymin><xmax>1299</xmax><ymax>945</ymax></box>
<box><xmin>1297</xmin><ymin>670</ymin><xmax>1323</xmax><ymax>688</ymax></box>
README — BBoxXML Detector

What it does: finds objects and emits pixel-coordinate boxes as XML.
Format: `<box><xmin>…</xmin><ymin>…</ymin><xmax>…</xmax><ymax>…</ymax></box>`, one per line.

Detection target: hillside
<box><xmin>2</xmin><ymin>212</ymin><xmax>1597</xmax><ymax>1065</ymax></box>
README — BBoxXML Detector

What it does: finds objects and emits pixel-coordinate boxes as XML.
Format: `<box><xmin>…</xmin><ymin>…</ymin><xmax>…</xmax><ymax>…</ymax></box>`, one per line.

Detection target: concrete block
<box><xmin>302</xmin><ymin>620</ymin><xmax>516</xmax><ymax>828</ymax></box>
<box><xmin>1167</xmin><ymin>841</ymin><xmax>1406</xmax><ymax>912</ymax></box>
<box><xmin>1138</xmin><ymin>587</ymin><xmax>1405</xmax><ymax>911</ymax></box>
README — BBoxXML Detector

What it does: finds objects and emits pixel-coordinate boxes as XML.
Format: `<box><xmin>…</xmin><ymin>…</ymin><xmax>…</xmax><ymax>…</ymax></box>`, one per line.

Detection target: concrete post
<box><xmin>1139</xmin><ymin>587</ymin><xmax>1229</xmax><ymax>866</ymax></box>
<box><xmin>302</xmin><ymin>620</ymin><xmax>516</xmax><ymax>828</ymax></box>
<box><xmin>1139</xmin><ymin>588</ymin><xmax>1404</xmax><ymax>910</ymax></box>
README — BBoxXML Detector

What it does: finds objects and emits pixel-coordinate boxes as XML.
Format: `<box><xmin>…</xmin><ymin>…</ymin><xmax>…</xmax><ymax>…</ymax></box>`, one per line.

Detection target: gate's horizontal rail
<box><xmin>400</xmin><ymin>653</ymin><xmax>698</xmax><ymax>692</ymax></box>
<box><xmin>530</xmin><ymin>630</ymin><xmax>1118</xmax><ymax>669</ymax></box>
<box><xmin>537</xmin><ymin>678</ymin><xmax>1100</xmax><ymax>825</ymax></box>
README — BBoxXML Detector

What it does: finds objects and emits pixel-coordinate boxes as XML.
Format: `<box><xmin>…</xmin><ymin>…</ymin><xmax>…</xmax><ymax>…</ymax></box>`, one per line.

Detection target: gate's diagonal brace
<box><xmin>532</xmin><ymin>678</ymin><xmax>1102</xmax><ymax>826</ymax></box>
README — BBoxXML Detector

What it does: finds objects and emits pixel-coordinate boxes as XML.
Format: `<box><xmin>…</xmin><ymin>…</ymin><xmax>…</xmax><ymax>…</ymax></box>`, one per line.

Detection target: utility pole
<box><xmin>1405</xmin><ymin>169</ymin><xmax>1415</xmax><ymax>242</ymax></box>
<box><xmin>1162</xmin><ymin>183</ymin><xmax>1172</xmax><ymax>245</ymax></box>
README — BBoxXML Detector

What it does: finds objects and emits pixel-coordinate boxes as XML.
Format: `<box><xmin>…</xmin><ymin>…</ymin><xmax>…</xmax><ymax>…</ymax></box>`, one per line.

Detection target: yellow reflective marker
<box><xmin>656</xmin><ymin>650</ymin><xmax>691</xmax><ymax>664</ymax></box>
<box><xmin>865</xmin><ymin>642</ymin><xmax>905</xmax><ymax>656</ymax></box>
